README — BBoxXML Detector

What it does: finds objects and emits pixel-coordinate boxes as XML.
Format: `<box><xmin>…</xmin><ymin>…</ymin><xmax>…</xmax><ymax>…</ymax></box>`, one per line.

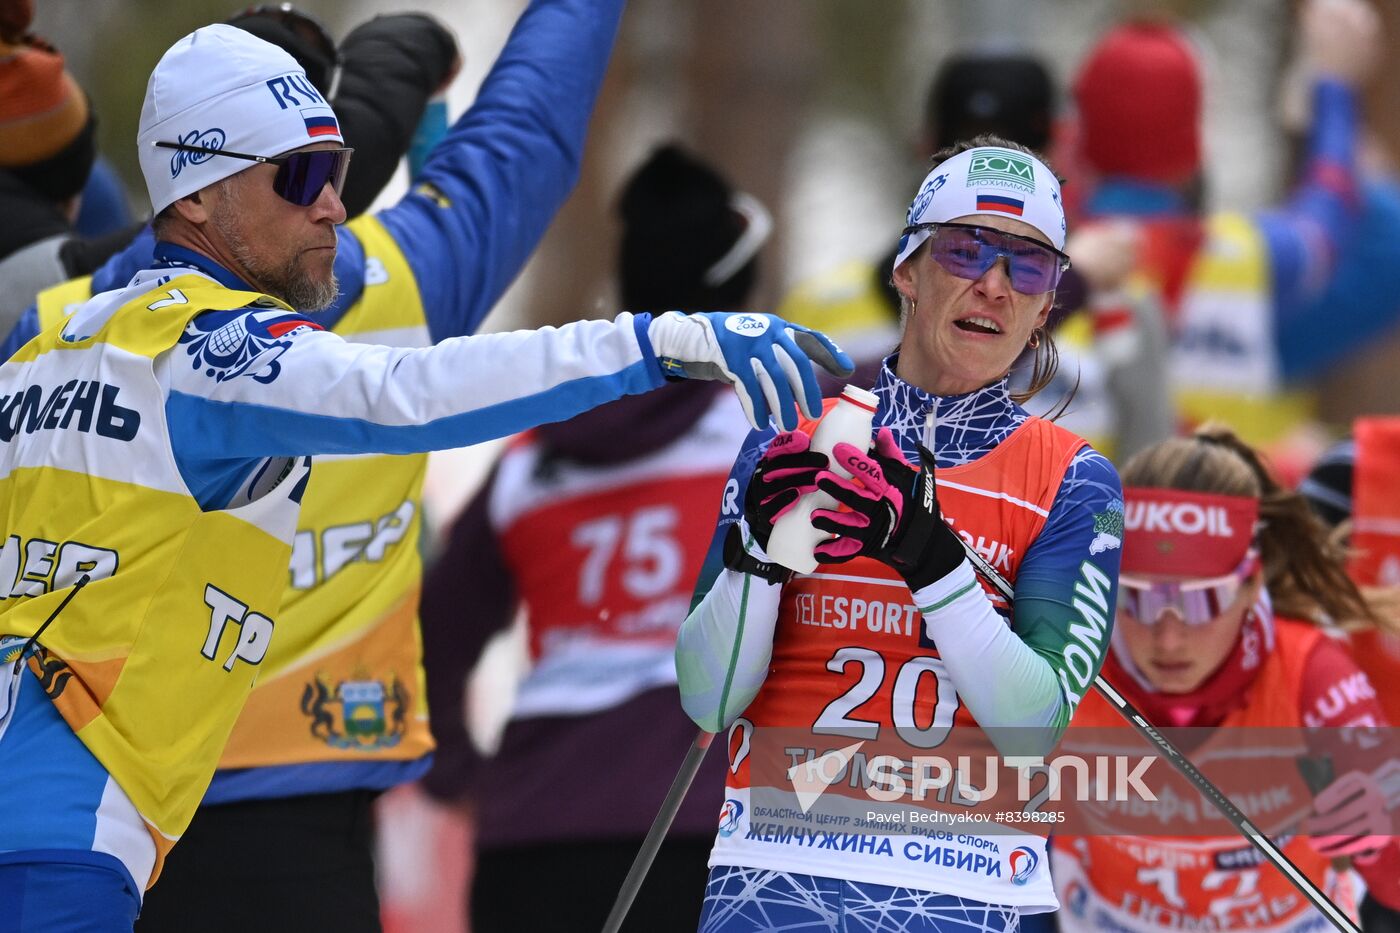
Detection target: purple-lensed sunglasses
<box><xmin>902</xmin><ymin>221</ymin><xmax>1071</xmax><ymax>294</ymax></box>
<box><xmin>155</xmin><ymin>142</ymin><xmax>352</xmax><ymax>207</ymax></box>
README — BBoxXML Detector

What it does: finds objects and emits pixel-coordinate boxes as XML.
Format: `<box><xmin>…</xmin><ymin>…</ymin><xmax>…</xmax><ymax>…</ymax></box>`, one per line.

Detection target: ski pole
<box><xmin>601</xmin><ymin>730</ymin><xmax>715</xmax><ymax>933</ymax></box>
<box><xmin>12</xmin><ymin>573</ymin><xmax>91</xmax><ymax>674</ymax></box>
<box><xmin>605</xmin><ymin>543</ymin><xmax>1362</xmax><ymax>933</ymax></box>
<box><xmin>958</xmin><ymin>541</ymin><xmax>1360</xmax><ymax>933</ymax></box>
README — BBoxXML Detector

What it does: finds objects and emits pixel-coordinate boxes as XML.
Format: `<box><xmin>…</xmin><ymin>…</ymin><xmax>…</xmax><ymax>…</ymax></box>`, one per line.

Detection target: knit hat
<box><xmin>618</xmin><ymin>144</ymin><xmax>770</xmax><ymax>312</ymax></box>
<box><xmin>0</xmin><ymin>38</ymin><xmax>94</xmax><ymax>201</ymax></box>
<box><xmin>1073</xmin><ymin>21</ymin><xmax>1202</xmax><ymax>184</ymax></box>
<box><xmin>138</xmin><ymin>24</ymin><xmax>344</xmax><ymax>214</ymax></box>
<box><xmin>926</xmin><ymin>51</ymin><xmax>1055</xmax><ymax>153</ymax></box>
<box><xmin>1299</xmin><ymin>439</ymin><xmax>1355</xmax><ymax>529</ymax></box>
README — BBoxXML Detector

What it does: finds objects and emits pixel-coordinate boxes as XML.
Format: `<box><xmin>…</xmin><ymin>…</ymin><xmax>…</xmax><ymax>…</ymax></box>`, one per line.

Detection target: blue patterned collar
<box><xmin>152</xmin><ymin>241</ymin><xmax>254</xmax><ymax>293</ymax></box>
<box><xmin>871</xmin><ymin>355</ymin><xmax>1027</xmax><ymax>468</ymax></box>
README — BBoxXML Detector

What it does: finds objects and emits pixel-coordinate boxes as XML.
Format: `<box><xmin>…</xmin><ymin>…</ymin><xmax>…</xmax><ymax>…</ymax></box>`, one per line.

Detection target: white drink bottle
<box><xmin>765</xmin><ymin>384</ymin><xmax>878</xmax><ymax>574</ymax></box>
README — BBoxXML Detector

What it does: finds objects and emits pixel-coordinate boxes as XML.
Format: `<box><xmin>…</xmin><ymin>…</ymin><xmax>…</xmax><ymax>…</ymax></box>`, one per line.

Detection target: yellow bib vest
<box><xmin>1170</xmin><ymin>212</ymin><xmax>1316</xmax><ymax>445</ymax></box>
<box><xmin>219</xmin><ymin>214</ymin><xmax>434</xmax><ymax>770</ymax></box>
<box><xmin>3</xmin><ymin>274</ymin><xmax>307</xmax><ymax>875</ymax></box>
<box><xmin>31</xmin><ymin>216</ymin><xmax>436</xmax><ymax>788</ymax></box>
<box><xmin>34</xmin><ymin>274</ymin><xmax>93</xmax><ymax>330</ymax></box>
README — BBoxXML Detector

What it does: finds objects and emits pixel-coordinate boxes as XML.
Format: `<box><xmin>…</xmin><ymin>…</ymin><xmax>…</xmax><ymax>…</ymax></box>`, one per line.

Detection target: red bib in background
<box><xmin>1345</xmin><ymin>417</ymin><xmax>1400</xmax><ymax>724</ymax></box>
<box><xmin>1349</xmin><ymin>418</ymin><xmax>1400</xmax><ymax>587</ymax></box>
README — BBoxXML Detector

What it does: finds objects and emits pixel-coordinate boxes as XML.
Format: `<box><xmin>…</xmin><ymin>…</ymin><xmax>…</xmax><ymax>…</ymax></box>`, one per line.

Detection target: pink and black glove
<box><xmin>742</xmin><ymin>430</ymin><xmax>827</xmax><ymax>552</ymax></box>
<box><xmin>1302</xmin><ymin>769</ymin><xmax>1393</xmax><ymax>862</ymax></box>
<box><xmin>810</xmin><ymin>427</ymin><xmax>965</xmax><ymax>591</ymax></box>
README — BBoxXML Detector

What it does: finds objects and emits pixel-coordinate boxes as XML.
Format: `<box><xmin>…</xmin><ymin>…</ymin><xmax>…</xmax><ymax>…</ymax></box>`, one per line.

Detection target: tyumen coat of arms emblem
<box><xmin>300</xmin><ymin>672</ymin><xmax>409</xmax><ymax>750</ymax></box>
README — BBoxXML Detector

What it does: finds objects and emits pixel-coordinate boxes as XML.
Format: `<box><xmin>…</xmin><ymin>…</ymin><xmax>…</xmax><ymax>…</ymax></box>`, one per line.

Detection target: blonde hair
<box><xmin>1119</xmin><ymin>423</ymin><xmax>1376</xmax><ymax>626</ymax></box>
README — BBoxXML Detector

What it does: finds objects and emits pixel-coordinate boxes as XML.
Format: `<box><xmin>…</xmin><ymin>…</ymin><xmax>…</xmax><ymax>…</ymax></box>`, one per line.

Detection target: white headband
<box><xmin>894</xmin><ymin>146</ymin><xmax>1066</xmax><ymax>272</ymax></box>
<box><xmin>138</xmin><ymin>24</ymin><xmax>345</xmax><ymax>214</ymax></box>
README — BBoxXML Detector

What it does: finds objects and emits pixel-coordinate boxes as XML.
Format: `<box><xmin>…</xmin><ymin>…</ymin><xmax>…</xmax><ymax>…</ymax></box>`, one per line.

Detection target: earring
<box><xmin>1027</xmin><ymin>328</ymin><xmax>1042</xmax><ymax>350</ymax></box>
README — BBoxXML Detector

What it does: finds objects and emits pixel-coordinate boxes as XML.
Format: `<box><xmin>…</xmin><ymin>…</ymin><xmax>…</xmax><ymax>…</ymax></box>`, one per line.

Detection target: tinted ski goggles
<box><xmin>901</xmin><ymin>221</ymin><xmax>1070</xmax><ymax>294</ymax></box>
<box><xmin>154</xmin><ymin>142</ymin><xmax>352</xmax><ymax>207</ymax></box>
<box><xmin>1118</xmin><ymin>551</ymin><xmax>1260</xmax><ymax>627</ymax></box>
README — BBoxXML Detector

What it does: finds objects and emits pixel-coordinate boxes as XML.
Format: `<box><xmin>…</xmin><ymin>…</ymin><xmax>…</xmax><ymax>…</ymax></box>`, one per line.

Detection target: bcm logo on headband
<box><xmin>964</xmin><ymin>150</ymin><xmax>1036</xmax><ymax>194</ymax></box>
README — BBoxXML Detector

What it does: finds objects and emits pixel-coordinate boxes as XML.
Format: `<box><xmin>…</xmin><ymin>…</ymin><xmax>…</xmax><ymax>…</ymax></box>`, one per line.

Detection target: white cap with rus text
<box><xmin>138</xmin><ymin>24</ymin><xmax>344</xmax><ymax>214</ymax></box>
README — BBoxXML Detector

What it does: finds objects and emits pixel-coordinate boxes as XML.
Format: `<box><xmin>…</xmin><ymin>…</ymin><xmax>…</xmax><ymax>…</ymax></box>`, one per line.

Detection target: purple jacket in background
<box><xmin>420</xmin><ymin>379</ymin><xmax>729</xmax><ymax>847</ymax></box>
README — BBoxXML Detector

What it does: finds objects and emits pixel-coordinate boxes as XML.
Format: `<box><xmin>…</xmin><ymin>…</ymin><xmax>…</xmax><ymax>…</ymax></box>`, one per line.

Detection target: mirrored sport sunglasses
<box><xmin>902</xmin><ymin>221</ymin><xmax>1071</xmax><ymax>294</ymax></box>
<box><xmin>155</xmin><ymin>143</ymin><xmax>353</xmax><ymax>207</ymax></box>
<box><xmin>1118</xmin><ymin>552</ymin><xmax>1260</xmax><ymax>627</ymax></box>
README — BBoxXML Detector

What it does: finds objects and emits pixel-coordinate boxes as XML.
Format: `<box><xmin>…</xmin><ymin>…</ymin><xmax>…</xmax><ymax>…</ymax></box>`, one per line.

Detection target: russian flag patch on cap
<box><xmin>301</xmin><ymin>107</ymin><xmax>340</xmax><ymax>139</ymax></box>
<box><xmin>975</xmin><ymin>194</ymin><xmax>1025</xmax><ymax>216</ymax></box>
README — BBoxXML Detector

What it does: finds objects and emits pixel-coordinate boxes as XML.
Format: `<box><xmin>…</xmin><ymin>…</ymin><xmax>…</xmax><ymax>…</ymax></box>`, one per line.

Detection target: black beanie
<box><xmin>227</xmin><ymin>8</ymin><xmax>338</xmax><ymax>97</ymax></box>
<box><xmin>618</xmin><ymin>144</ymin><xmax>761</xmax><ymax>313</ymax></box>
<box><xmin>1299</xmin><ymin>439</ymin><xmax>1355</xmax><ymax>530</ymax></box>
<box><xmin>10</xmin><ymin>109</ymin><xmax>96</xmax><ymax>204</ymax></box>
<box><xmin>926</xmin><ymin>52</ymin><xmax>1055</xmax><ymax>153</ymax></box>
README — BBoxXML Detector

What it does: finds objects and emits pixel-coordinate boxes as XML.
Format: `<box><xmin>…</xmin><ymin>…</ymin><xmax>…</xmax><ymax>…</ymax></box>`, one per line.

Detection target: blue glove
<box><xmin>646</xmin><ymin>311</ymin><xmax>853</xmax><ymax>431</ymax></box>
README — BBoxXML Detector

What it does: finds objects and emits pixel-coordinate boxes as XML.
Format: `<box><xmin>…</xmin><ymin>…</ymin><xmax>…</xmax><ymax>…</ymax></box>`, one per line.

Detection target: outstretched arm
<box><xmin>153</xmin><ymin>296</ymin><xmax>848</xmax><ymax>507</ymax></box>
<box><xmin>162</xmin><ymin>309</ymin><xmax>664</xmax><ymax>464</ymax></box>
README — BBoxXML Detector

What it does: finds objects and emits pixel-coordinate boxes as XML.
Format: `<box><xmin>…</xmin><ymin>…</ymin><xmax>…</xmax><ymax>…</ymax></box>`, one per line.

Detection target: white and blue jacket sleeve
<box><xmin>161</xmin><ymin>305</ymin><xmax>663</xmax><ymax>509</ymax></box>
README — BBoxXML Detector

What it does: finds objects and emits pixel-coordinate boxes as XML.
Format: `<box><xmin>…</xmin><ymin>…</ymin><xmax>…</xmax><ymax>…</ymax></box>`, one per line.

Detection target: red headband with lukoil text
<box><xmin>1121</xmin><ymin>488</ymin><xmax>1259</xmax><ymax>577</ymax></box>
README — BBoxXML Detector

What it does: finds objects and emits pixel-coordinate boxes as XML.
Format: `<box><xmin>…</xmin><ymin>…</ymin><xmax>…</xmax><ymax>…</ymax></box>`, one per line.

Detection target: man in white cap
<box><xmin>0</xmin><ymin>23</ymin><xmax>850</xmax><ymax>930</ymax></box>
<box><xmin>31</xmin><ymin>4</ymin><xmax>604</xmax><ymax>930</ymax></box>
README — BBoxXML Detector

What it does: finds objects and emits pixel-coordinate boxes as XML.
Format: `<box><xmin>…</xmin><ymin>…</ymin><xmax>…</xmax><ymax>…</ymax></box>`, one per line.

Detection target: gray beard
<box><xmin>211</xmin><ymin>194</ymin><xmax>339</xmax><ymax>312</ymax></box>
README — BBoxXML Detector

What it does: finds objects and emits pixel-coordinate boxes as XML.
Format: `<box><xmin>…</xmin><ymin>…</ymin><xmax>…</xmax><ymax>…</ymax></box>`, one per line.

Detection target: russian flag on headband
<box><xmin>301</xmin><ymin>107</ymin><xmax>340</xmax><ymax>139</ymax></box>
<box><xmin>975</xmin><ymin>194</ymin><xmax>1025</xmax><ymax>216</ymax></box>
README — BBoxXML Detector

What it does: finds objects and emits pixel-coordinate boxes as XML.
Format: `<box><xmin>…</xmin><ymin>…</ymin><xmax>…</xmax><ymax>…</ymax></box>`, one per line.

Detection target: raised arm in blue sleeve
<box><xmin>71</xmin><ymin>0</ymin><xmax>622</xmax><ymax>352</ymax></box>
<box><xmin>375</xmin><ymin>0</ymin><xmax>626</xmax><ymax>343</ymax></box>
<box><xmin>1256</xmin><ymin>79</ymin><xmax>1359</xmax><ymax>324</ymax></box>
<box><xmin>1278</xmin><ymin>175</ymin><xmax>1400</xmax><ymax>380</ymax></box>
